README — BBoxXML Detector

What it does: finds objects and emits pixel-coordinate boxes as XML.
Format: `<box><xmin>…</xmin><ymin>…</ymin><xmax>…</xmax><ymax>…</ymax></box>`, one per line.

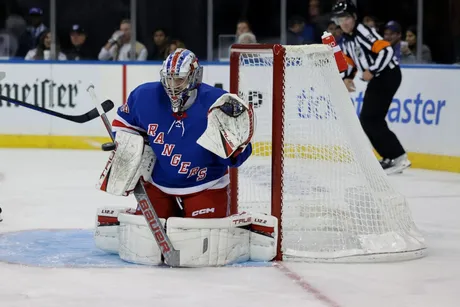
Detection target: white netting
<box><xmin>233</xmin><ymin>44</ymin><xmax>426</xmax><ymax>262</ymax></box>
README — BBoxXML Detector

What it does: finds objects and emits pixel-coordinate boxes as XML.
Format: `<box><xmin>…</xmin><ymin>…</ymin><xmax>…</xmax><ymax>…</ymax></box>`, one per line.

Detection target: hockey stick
<box><xmin>0</xmin><ymin>95</ymin><xmax>115</xmax><ymax>123</ymax></box>
<box><xmin>86</xmin><ymin>84</ymin><xmax>181</xmax><ymax>267</ymax></box>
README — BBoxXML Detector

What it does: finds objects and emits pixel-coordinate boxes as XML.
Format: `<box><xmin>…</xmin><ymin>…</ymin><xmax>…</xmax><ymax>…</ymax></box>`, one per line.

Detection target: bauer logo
<box><xmin>351</xmin><ymin>91</ymin><xmax>447</xmax><ymax>126</ymax></box>
<box><xmin>138</xmin><ymin>199</ymin><xmax>170</xmax><ymax>253</ymax></box>
<box><xmin>0</xmin><ymin>78</ymin><xmax>81</xmax><ymax>109</ymax></box>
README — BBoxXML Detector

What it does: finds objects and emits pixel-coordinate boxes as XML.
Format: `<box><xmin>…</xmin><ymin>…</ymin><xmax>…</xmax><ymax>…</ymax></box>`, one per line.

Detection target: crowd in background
<box><xmin>0</xmin><ymin>0</ymin><xmax>434</xmax><ymax>64</ymax></box>
<box><xmin>0</xmin><ymin>7</ymin><xmax>187</xmax><ymax>61</ymax></box>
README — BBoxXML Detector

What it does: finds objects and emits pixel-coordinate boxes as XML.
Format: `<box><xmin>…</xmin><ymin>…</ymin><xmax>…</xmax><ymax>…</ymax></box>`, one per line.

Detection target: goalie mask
<box><xmin>160</xmin><ymin>48</ymin><xmax>203</xmax><ymax>113</ymax></box>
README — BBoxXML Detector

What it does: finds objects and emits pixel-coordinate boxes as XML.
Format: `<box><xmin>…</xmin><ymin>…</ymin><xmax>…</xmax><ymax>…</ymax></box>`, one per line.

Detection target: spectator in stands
<box><xmin>148</xmin><ymin>28</ymin><xmax>169</xmax><ymax>61</ymax></box>
<box><xmin>26</xmin><ymin>8</ymin><xmax>47</xmax><ymax>48</ymax></box>
<box><xmin>287</xmin><ymin>15</ymin><xmax>306</xmax><ymax>45</ymax></box>
<box><xmin>405</xmin><ymin>26</ymin><xmax>432</xmax><ymax>63</ymax></box>
<box><xmin>24</xmin><ymin>30</ymin><xmax>67</xmax><ymax>60</ymax></box>
<box><xmin>65</xmin><ymin>24</ymin><xmax>95</xmax><ymax>60</ymax></box>
<box><xmin>302</xmin><ymin>0</ymin><xmax>331</xmax><ymax>44</ymax></box>
<box><xmin>326</xmin><ymin>21</ymin><xmax>336</xmax><ymax>35</ymax></box>
<box><xmin>335</xmin><ymin>26</ymin><xmax>344</xmax><ymax>45</ymax></box>
<box><xmin>98</xmin><ymin>19</ymin><xmax>147</xmax><ymax>61</ymax></box>
<box><xmin>236</xmin><ymin>20</ymin><xmax>252</xmax><ymax>40</ymax></box>
<box><xmin>0</xmin><ymin>32</ymin><xmax>17</xmax><ymax>58</ymax></box>
<box><xmin>168</xmin><ymin>39</ymin><xmax>186</xmax><ymax>54</ymax></box>
<box><xmin>237</xmin><ymin>32</ymin><xmax>257</xmax><ymax>44</ymax></box>
<box><xmin>0</xmin><ymin>14</ymin><xmax>28</xmax><ymax>58</ymax></box>
<box><xmin>383</xmin><ymin>21</ymin><xmax>416</xmax><ymax>64</ymax></box>
<box><xmin>327</xmin><ymin>21</ymin><xmax>344</xmax><ymax>45</ymax></box>
<box><xmin>363</xmin><ymin>16</ymin><xmax>377</xmax><ymax>30</ymax></box>
<box><xmin>7</xmin><ymin>14</ymin><xmax>31</xmax><ymax>58</ymax></box>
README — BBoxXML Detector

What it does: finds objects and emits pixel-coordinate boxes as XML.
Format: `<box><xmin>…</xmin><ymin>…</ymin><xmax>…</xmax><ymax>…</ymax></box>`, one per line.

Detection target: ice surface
<box><xmin>0</xmin><ymin>148</ymin><xmax>459</xmax><ymax>307</ymax></box>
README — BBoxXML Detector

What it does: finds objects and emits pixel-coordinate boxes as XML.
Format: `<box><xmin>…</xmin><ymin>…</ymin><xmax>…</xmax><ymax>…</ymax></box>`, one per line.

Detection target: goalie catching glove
<box><xmin>97</xmin><ymin>130</ymin><xmax>155</xmax><ymax>196</ymax></box>
<box><xmin>197</xmin><ymin>93</ymin><xmax>254</xmax><ymax>159</ymax></box>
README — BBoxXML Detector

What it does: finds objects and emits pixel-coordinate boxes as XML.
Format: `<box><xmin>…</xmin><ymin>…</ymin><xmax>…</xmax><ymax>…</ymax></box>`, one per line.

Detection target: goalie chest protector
<box><xmin>117</xmin><ymin>82</ymin><xmax>252</xmax><ymax>193</ymax></box>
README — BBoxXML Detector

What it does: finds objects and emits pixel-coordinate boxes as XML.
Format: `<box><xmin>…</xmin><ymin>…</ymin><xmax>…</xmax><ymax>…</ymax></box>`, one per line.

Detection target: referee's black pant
<box><xmin>360</xmin><ymin>66</ymin><xmax>406</xmax><ymax>160</ymax></box>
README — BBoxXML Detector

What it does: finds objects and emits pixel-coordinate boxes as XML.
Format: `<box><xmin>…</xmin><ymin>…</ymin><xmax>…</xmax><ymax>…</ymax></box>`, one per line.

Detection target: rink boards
<box><xmin>0</xmin><ymin>61</ymin><xmax>459</xmax><ymax>173</ymax></box>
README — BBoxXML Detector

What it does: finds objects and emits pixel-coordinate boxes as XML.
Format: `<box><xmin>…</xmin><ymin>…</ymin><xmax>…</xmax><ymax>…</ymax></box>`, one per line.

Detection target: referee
<box><xmin>331</xmin><ymin>0</ymin><xmax>411</xmax><ymax>175</ymax></box>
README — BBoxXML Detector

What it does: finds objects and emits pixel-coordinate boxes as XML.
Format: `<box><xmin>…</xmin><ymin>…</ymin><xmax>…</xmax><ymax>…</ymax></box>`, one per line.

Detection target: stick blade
<box><xmin>101</xmin><ymin>99</ymin><xmax>115</xmax><ymax>113</ymax></box>
<box><xmin>77</xmin><ymin>100</ymin><xmax>115</xmax><ymax>123</ymax></box>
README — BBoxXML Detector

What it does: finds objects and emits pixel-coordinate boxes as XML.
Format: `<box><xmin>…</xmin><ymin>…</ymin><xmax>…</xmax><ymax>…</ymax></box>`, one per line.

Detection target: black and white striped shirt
<box><xmin>341</xmin><ymin>23</ymin><xmax>398</xmax><ymax>79</ymax></box>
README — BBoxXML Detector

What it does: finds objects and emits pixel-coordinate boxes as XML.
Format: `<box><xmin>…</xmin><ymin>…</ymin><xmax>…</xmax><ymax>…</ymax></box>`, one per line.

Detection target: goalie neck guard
<box><xmin>160</xmin><ymin>48</ymin><xmax>203</xmax><ymax>113</ymax></box>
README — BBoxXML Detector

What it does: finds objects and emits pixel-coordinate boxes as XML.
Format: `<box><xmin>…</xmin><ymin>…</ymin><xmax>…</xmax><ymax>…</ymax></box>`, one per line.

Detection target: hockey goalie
<box><xmin>94</xmin><ymin>48</ymin><xmax>278</xmax><ymax>267</ymax></box>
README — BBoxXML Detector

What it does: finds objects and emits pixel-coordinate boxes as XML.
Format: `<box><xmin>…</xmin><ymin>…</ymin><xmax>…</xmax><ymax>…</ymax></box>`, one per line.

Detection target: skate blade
<box><xmin>385</xmin><ymin>161</ymin><xmax>411</xmax><ymax>175</ymax></box>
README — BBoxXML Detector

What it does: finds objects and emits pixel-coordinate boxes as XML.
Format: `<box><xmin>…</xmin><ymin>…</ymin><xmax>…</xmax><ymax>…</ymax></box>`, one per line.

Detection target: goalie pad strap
<box><xmin>249</xmin><ymin>213</ymin><xmax>278</xmax><ymax>262</ymax></box>
<box><xmin>94</xmin><ymin>207</ymin><xmax>133</xmax><ymax>254</ymax></box>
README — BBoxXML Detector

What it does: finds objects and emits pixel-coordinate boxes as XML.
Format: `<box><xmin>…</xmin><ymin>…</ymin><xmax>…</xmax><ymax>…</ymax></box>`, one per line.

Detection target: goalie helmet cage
<box><xmin>228</xmin><ymin>43</ymin><xmax>426</xmax><ymax>262</ymax></box>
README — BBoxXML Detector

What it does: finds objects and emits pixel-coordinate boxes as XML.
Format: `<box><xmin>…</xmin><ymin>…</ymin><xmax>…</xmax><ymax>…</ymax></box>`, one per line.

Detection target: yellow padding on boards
<box><xmin>0</xmin><ymin>136</ymin><xmax>459</xmax><ymax>173</ymax></box>
<box><xmin>372</xmin><ymin>150</ymin><xmax>460</xmax><ymax>173</ymax></box>
<box><xmin>0</xmin><ymin>134</ymin><xmax>111</xmax><ymax>150</ymax></box>
<box><xmin>403</xmin><ymin>153</ymin><xmax>460</xmax><ymax>173</ymax></box>
<box><xmin>252</xmin><ymin>142</ymin><xmax>460</xmax><ymax>173</ymax></box>
<box><xmin>251</xmin><ymin>142</ymin><xmax>355</xmax><ymax>162</ymax></box>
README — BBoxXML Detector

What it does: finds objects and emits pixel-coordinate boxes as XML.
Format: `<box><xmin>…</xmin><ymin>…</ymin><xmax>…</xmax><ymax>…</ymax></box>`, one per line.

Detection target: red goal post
<box><xmin>229</xmin><ymin>44</ymin><xmax>285</xmax><ymax>260</ymax></box>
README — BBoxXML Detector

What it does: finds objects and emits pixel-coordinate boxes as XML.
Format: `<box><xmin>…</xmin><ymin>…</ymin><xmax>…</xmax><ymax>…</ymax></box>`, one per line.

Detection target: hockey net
<box><xmin>229</xmin><ymin>44</ymin><xmax>426</xmax><ymax>262</ymax></box>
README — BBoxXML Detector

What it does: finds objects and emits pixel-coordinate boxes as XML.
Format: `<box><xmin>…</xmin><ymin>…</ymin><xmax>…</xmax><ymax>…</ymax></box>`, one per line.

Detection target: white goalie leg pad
<box><xmin>97</xmin><ymin>130</ymin><xmax>156</xmax><ymax>196</ymax></box>
<box><xmin>94</xmin><ymin>207</ymin><xmax>133</xmax><ymax>254</ymax></box>
<box><xmin>118</xmin><ymin>213</ymin><xmax>165</xmax><ymax>266</ymax></box>
<box><xmin>249</xmin><ymin>213</ymin><xmax>278</xmax><ymax>261</ymax></box>
<box><xmin>166</xmin><ymin>214</ymin><xmax>254</xmax><ymax>267</ymax></box>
